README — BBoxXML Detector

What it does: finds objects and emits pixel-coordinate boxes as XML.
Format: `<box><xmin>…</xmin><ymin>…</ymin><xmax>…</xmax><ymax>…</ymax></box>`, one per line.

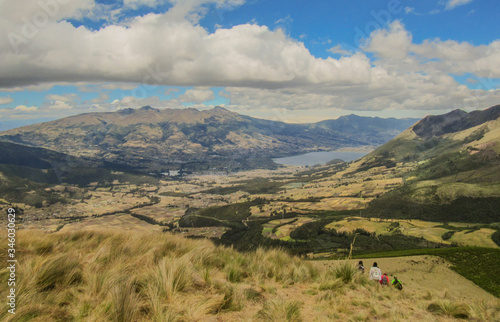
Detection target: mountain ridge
<box><xmin>0</xmin><ymin>106</ymin><xmax>418</xmax><ymax>172</ymax></box>
<box><xmin>413</xmin><ymin>105</ymin><xmax>500</xmax><ymax>139</ymax></box>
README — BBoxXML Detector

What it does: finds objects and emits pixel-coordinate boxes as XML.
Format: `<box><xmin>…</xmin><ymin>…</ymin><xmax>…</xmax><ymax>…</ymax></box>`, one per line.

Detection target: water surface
<box><xmin>273</xmin><ymin>150</ymin><xmax>369</xmax><ymax>167</ymax></box>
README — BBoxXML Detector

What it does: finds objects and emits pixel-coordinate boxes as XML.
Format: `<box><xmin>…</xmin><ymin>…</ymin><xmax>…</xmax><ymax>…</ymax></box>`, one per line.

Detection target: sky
<box><xmin>1</xmin><ymin>0</ymin><xmax>500</xmax><ymax>130</ymax></box>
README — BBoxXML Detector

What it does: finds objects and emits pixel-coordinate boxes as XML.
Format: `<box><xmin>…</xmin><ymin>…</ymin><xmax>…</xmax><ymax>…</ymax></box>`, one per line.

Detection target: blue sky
<box><xmin>208</xmin><ymin>1</ymin><xmax>500</xmax><ymax>50</ymax></box>
<box><xmin>1</xmin><ymin>0</ymin><xmax>500</xmax><ymax>130</ymax></box>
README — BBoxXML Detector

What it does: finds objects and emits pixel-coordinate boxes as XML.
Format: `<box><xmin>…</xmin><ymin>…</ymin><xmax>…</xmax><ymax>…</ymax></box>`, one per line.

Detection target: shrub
<box><xmin>354</xmin><ymin>228</ymin><xmax>375</xmax><ymax>236</ymax></box>
<box><xmin>492</xmin><ymin>230</ymin><xmax>500</xmax><ymax>247</ymax></box>
<box><xmin>441</xmin><ymin>231</ymin><xmax>455</xmax><ymax>241</ymax></box>
<box><xmin>290</xmin><ymin>218</ymin><xmax>334</xmax><ymax>240</ymax></box>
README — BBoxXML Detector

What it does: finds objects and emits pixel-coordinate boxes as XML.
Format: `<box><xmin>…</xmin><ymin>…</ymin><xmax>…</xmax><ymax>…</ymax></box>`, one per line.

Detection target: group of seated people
<box><xmin>357</xmin><ymin>260</ymin><xmax>403</xmax><ymax>290</ymax></box>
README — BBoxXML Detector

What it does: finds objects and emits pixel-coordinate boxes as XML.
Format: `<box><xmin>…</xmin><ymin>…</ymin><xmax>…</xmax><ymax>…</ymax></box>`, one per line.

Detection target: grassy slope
<box><xmin>1</xmin><ymin>230</ymin><xmax>498</xmax><ymax>321</ymax></box>
<box><xmin>353</xmin><ymin>247</ymin><xmax>500</xmax><ymax>298</ymax></box>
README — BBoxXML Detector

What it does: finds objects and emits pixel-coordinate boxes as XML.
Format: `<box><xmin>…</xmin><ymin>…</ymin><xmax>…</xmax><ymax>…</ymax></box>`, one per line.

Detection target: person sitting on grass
<box><xmin>380</xmin><ymin>272</ymin><xmax>390</xmax><ymax>286</ymax></box>
<box><xmin>357</xmin><ymin>260</ymin><xmax>365</xmax><ymax>274</ymax></box>
<box><xmin>369</xmin><ymin>262</ymin><xmax>381</xmax><ymax>282</ymax></box>
<box><xmin>391</xmin><ymin>276</ymin><xmax>403</xmax><ymax>290</ymax></box>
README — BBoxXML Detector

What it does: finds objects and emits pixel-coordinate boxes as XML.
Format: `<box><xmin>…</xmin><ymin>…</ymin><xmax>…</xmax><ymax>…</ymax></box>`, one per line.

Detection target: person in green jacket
<box><xmin>391</xmin><ymin>276</ymin><xmax>403</xmax><ymax>290</ymax></box>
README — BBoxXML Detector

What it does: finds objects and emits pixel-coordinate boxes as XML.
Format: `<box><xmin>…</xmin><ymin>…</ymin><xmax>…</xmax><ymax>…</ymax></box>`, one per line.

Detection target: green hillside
<box><xmin>361</xmin><ymin>105</ymin><xmax>500</xmax><ymax>223</ymax></box>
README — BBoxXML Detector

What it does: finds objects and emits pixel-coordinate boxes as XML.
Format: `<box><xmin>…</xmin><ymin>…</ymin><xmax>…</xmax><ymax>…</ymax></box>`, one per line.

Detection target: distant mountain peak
<box><xmin>412</xmin><ymin>105</ymin><xmax>500</xmax><ymax>139</ymax></box>
<box><xmin>139</xmin><ymin>105</ymin><xmax>158</xmax><ymax>111</ymax></box>
<box><xmin>447</xmin><ymin>108</ymin><xmax>468</xmax><ymax>116</ymax></box>
<box><xmin>117</xmin><ymin>106</ymin><xmax>159</xmax><ymax>115</ymax></box>
<box><xmin>211</xmin><ymin>106</ymin><xmax>234</xmax><ymax>114</ymax></box>
<box><xmin>118</xmin><ymin>107</ymin><xmax>135</xmax><ymax>115</ymax></box>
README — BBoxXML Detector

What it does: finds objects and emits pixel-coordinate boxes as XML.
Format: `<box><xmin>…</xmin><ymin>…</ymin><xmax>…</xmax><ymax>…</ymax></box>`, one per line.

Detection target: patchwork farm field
<box><xmin>292</xmin><ymin>197</ymin><xmax>369</xmax><ymax>211</ymax></box>
<box><xmin>262</xmin><ymin>217</ymin><xmax>315</xmax><ymax>241</ymax></box>
<box><xmin>326</xmin><ymin>217</ymin><xmax>499</xmax><ymax>248</ymax></box>
<box><xmin>59</xmin><ymin>213</ymin><xmax>162</xmax><ymax>232</ymax></box>
<box><xmin>7</xmin><ymin>150</ymin><xmax>499</xmax><ymax>256</ymax></box>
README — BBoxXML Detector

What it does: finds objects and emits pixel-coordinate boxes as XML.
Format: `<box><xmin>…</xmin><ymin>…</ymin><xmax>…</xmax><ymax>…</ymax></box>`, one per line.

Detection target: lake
<box><xmin>273</xmin><ymin>150</ymin><xmax>369</xmax><ymax>166</ymax></box>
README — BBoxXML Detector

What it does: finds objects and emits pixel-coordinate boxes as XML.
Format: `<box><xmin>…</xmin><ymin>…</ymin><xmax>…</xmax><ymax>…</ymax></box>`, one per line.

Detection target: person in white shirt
<box><xmin>369</xmin><ymin>262</ymin><xmax>382</xmax><ymax>282</ymax></box>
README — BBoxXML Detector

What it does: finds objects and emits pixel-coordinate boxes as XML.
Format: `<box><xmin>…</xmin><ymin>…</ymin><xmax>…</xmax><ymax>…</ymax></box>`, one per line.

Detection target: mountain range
<box><xmin>0</xmin><ymin>106</ymin><xmax>417</xmax><ymax>172</ymax></box>
<box><xmin>2</xmin><ymin>104</ymin><xmax>499</xmax><ymax>222</ymax></box>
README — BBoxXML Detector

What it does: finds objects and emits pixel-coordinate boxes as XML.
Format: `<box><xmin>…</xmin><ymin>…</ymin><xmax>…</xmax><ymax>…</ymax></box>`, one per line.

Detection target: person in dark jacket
<box><xmin>357</xmin><ymin>260</ymin><xmax>365</xmax><ymax>274</ymax></box>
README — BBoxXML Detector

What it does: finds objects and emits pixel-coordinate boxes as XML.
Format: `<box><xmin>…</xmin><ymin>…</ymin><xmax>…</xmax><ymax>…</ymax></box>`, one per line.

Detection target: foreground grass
<box><xmin>0</xmin><ymin>230</ymin><xmax>498</xmax><ymax>321</ymax></box>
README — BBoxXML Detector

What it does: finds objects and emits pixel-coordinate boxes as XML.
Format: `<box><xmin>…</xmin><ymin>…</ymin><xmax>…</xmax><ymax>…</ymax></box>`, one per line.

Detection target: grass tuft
<box><xmin>243</xmin><ymin>287</ymin><xmax>263</xmax><ymax>301</ymax></box>
<box><xmin>35</xmin><ymin>253</ymin><xmax>82</xmax><ymax>291</ymax></box>
<box><xmin>226</xmin><ymin>265</ymin><xmax>244</xmax><ymax>283</ymax></box>
<box><xmin>218</xmin><ymin>284</ymin><xmax>245</xmax><ymax>312</ymax></box>
<box><xmin>109</xmin><ymin>279</ymin><xmax>141</xmax><ymax>322</ymax></box>
<box><xmin>258</xmin><ymin>298</ymin><xmax>303</xmax><ymax>322</ymax></box>
<box><xmin>149</xmin><ymin>257</ymin><xmax>192</xmax><ymax>301</ymax></box>
<box><xmin>427</xmin><ymin>301</ymin><xmax>470</xmax><ymax>319</ymax></box>
<box><xmin>333</xmin><ymin>261</ymin><xmax>357</xmax><ymax>284</ymax></box>
<box><xmin>318</xmin><ymin>279</ymin><xmax>344</xmax><ymax>291</ymax></box>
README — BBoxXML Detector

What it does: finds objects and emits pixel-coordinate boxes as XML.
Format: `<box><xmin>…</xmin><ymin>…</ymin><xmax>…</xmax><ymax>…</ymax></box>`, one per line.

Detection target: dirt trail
<box><xmin>322</xmin><ymin>256</ymin><xmax>498</xmax><ymax>302</ymax></box>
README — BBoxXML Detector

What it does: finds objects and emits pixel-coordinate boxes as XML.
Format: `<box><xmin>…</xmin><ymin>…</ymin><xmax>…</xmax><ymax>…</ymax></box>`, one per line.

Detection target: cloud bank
<box><xmin>0</xmin><ymin>0</ymin><xmax>499</xmax><ymax>122</ymax></box>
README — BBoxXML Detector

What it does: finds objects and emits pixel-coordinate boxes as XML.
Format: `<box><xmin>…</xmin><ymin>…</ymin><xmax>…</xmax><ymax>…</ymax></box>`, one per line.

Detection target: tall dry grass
<box><xmin>427</xmin><ymin>300</ymin><xmax>470</xmax><ymax>319</ymax></box>
<box><xmin>0</xmin><ymin>229</ymin><xmax>498</xmax><ymax>321</ymax></box>
<box><xmin>258</xmin><ymin>298</ymin><xmax>302</xmax><ymax>322</ymax></box>
<box><xmin>0</xmin><ymin>229</ymin><xmax>318</xmax><ymax>321</ymax></box>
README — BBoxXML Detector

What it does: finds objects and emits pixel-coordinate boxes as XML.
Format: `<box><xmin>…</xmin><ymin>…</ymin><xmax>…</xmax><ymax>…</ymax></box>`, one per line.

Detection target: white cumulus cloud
<box><xmin>445</xmin><ymin>0</ymin><xmax>474</xmax><ymax>10</ymax></box>
<box><xmin>46</xmin><ymin>93</ymin><xmax>78</xmax><ymax>102</ymax></box>
<box><xmin>47</xmin><ymin>100</ymin><xmax>74</xmax><ymax>110</ymax></box>
<box><xmin>0</xmin><ymin>96</ymin><xmax>14</xmax><ymax>105</ymax></box>
<box><xmin>365</xmin><ymin>21</ymin><xmax>412</xmax><ymax>60</ymax></box>
<box><xmin>179</xmin><ymin>88</ymin><xmax>215</xmax><ymax>103</ymax></box>
<box><xmin>14</xmin><ymin>105</ymin><xmax>38</xmax><ymax>111</ymax></box>
<box><xmin>0</xmin><ymin>1</ymin><xmax>373</xmax><ymax>90</ymax></box>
